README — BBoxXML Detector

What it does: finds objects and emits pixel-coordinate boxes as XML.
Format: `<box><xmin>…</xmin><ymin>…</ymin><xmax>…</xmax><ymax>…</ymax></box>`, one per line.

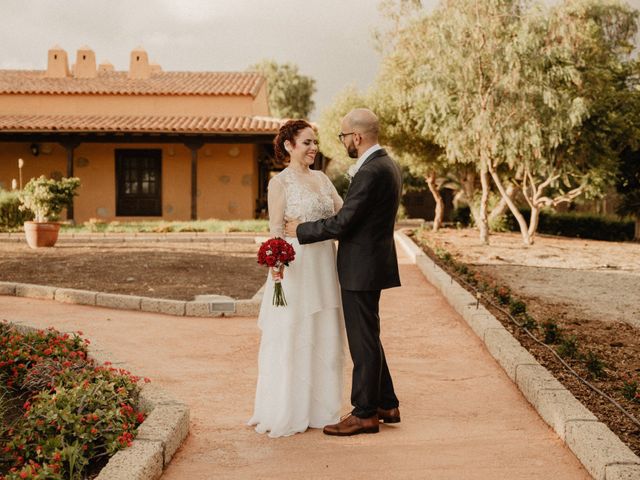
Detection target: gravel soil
<box><xmin>0</xmin><ymin>240</ymin><xmax>266</xmax><ymax>301</ymax></box>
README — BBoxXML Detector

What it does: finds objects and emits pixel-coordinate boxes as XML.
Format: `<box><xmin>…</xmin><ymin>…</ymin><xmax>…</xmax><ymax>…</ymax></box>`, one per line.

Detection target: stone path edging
<box><xmin>9</xmin><ymin>322</ymin><xmax>190</xmax><ymax>480</ymax></box>
<box><xmin>0</xmin><ymin>232</ymin><xmax>259</xmax><ymax>244</ymax></box>
<box><xmin>0</xmin><ymin>282</ymin><xmax>264</xmax><ymax>318</ymax></box>
<box><xmin>394</xmin><ymin>231</ymin><xmax>640</xmax><ymax>480</ymax></box>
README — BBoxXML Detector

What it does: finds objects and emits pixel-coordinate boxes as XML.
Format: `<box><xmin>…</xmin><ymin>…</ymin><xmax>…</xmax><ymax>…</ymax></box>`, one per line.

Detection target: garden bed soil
<box><xmin>0</xmin><ymin>241</ymin><xmax>265</xmax><ymax>301</ymax></box>
<box><xmin>413</xmin><ymin>228</ymin><xmax>640</xmax><ymax>456</ymax></box>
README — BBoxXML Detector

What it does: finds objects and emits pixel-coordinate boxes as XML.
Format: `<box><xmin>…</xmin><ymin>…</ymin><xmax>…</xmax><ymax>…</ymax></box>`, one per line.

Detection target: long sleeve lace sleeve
<box><xmin>324</xmin><ymin>174</ymin><xmax>344</xmax><ymax>213</ymax></box>
<box><xmin>267</xmin><ymin>176</ymin><xmax>286</xmax><ymax>237</ymax></box>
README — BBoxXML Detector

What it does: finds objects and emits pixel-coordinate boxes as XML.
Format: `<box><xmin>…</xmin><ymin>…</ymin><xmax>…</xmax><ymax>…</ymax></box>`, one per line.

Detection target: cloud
<box><xmin>0</xmin><ymin>0</ymin><xmax>392</xmax><ymax>116</ymax></box>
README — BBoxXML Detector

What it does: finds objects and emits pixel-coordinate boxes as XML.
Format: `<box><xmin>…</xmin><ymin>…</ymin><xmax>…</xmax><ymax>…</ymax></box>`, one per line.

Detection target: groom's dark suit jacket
<box><xmin>297</xmin><ymin>148</ymin><xmax>402</xmax><ymax>291</ymax></box>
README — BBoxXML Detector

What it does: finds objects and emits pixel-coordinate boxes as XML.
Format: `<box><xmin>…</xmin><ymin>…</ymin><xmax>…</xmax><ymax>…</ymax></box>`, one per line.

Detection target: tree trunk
<box><xmin>635</xmin><ymin>217</ymin><xmax>640</xmax><ymax>241</ymax></box>
<box><xmin>487</xmin><ymin>161</ymin><xmax>531</xmax><ymax>245</ymax></box>
<box><xmin>479</xmin><ymin>164</ymin><xmax>490</xmax><ymax>245</ymax></box>
<box><xmin>425</xmin><ymin>171</ymin><xmax>443</xmax><ymax>232</ymax></box>
<box><xmin>489</xmin><ymin>183</ymin><xmax>515</xmax><ymax>222</ymax></box>
<box><xmin>527</xmin><ymin>206</ymin><xmax>540</xmax><ymax>245</ymax></box>
<box><xmin>459</xmin><ymin>170</ymin><xmax>480</xmax><ymax>225</ymax></box>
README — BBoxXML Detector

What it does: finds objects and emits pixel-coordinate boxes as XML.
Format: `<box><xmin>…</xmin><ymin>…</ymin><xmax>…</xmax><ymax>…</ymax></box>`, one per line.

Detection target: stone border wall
<box><xmin>0</xmin><ymin>232</ymin><xmax>259</xmax><ymax>243</ymax></box>
<box><xmin>0</xmin><ymin>281</ymin><xmax>264</xmax><ymax>318</ymax></box>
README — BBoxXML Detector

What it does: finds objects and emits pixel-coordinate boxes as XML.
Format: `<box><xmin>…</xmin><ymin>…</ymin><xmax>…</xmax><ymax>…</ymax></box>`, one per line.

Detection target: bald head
<box><xmin>343</xmin><ymin>108</ymin><xmax>379</xmax><ymax>142</ymax></box>
<box><xmin>339</xmin><ymin>107</ymin><xmax>381</xmax><ymax>159</ymax></box>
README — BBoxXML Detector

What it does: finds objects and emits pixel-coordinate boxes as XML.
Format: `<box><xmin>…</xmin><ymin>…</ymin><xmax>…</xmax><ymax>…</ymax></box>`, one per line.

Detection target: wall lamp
<box><xmin>30</xmin><ymin>143</ymin><xmax>39</xmax><ymax>156</ymax></box>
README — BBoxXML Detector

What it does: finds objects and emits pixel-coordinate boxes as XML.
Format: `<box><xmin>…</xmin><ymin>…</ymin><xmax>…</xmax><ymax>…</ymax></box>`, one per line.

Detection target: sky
<box><xmin>0</xmin><ymin>0</ymin><xmax>420</xmax><ymax>119</ymax></box>
<box><xmin>0</xmin><ymin>0</ymin><xmax>639</xmax><ymax>119</ymax></box>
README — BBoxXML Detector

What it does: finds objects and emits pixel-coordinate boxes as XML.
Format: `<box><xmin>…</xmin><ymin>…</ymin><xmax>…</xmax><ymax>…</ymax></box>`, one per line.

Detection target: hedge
<box><xmin>504</xmin><ymin>209</ymin><xmax>634</xmax><ymax>241</ymax></box>
<box><xmin>0</xmin><ymin>189</ymin><xmax>32</xmax><ymax>232</ymax></box>
<box><xmin>452</xmin><ymin>206</ymin><xmax>634</xmax><ymax>241</ymax></box>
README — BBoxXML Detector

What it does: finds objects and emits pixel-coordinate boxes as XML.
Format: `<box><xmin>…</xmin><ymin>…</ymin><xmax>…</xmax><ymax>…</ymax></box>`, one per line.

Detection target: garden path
<box><xmin>0</xmin><ymin>246</ymin><xmax>590</xmax><ymax>479</ymax></box>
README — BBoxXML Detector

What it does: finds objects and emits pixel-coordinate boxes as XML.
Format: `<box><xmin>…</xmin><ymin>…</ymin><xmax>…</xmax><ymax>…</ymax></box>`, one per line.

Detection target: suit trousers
<box><xmin>341</xmin><ymin>289</ymin><xmax>399</xmax><ymax>418</ymax></box>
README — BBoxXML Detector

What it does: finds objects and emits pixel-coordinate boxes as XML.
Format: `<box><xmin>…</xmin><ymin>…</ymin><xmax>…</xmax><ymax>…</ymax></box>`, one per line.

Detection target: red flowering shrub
<box><xmin>0</xmin><ymin>322</ymin><xmax>149</xmax><ymax>480</ymax></box>
<box><xmin>493</xmin><ymin>285</ymin><xmax>512</xmax><ymax>305</ymax></box>
<box><xmin>0</xmin><ymin>327</ymin><xmax>87</xmax><ymax>391</ymax></box>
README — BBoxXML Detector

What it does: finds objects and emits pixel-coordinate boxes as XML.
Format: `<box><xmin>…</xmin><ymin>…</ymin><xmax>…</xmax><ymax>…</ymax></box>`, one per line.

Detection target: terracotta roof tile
<box><xmin>0</xmin><ymin>70</ymin><xmax>265</xmax><ymax>96</ymax></box>
<box><xmin>0</xmin><ymin>114</ymin><xmax>284</xmax><ymax>134</ymax></box>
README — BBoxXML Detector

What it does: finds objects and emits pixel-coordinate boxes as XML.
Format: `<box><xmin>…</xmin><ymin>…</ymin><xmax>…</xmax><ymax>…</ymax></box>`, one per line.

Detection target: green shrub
<box><xmin>509</xmin><ymin>299</ymin><xmax>527</xmax><ymax>317</ymax></box>
<box><xmin>557</xmin><ymin>336</ymin><xmax>579</xmax><ymax>359</ymax></box>
<box><xmin>455</xmin><ymin>263</ymin><xmax>469</xmax><ymax>275</ymax></box>
<box><xmin>489</xmin><ymin>213</ymin><xmax>510</xmax><ymax>233</ymax></box>
<box><xmin>493</xmin><ymin>286</ymin><xmax>511</xmax><ymax>305</ymax></box>
<box><xmin>434</xmin><ymin>248</ymin><xmax>453</xmax><ymax>264</ymax></box>
<box><xmin>504</xmin><ymin>209</ymin><xmax>634</xmax><ymax>242</ymax></box>
<box><xmin>62</xmin><ymin>219</ymin><xmax>269</xmax><ymax>234</ymax></box>
<box><xmin>0</xmin><ymin>383</ymin><xmax>9</xmax><ymax>432</ymax></box>
<box><xmin>584</xmin><ymin>351</ymin><xmax>606</xmax><ymax>379</ymax></box>
<box><xmin>331</xmin><ymin>173</ymin><xmax>350</xmax><ymax>199</ymax></box>
<box><xmin>0</xmin><ymin>189</ymin><xmax>33</xmax><ymax>231</ymax></box>
<box><xmin>452</xmin><ymin>205</ymin><xmax>471</xmax><ymax>227</ymax></box>
<box><xmin>542</xmin><ymin>320</ymin><xmax>562</xmax><ymax>344</ymax></box>
<box><xmin>521</xmin><ymin>313</ymin><xmax>537</xmax><ymax>330</ymax></box>
<box><xmin>19</xmin><ymin>176</ymin><xmax>80</xmax><ymax>222</ymax></box>
<box><xmin>622</xmin><ymin>379</ymin><xmax>639</xmax><ymax>403</ymax></box>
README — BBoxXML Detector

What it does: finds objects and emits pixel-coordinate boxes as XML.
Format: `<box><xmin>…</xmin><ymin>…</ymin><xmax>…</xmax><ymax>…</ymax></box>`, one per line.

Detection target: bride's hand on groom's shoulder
<box><xmin>284</xmin><ymin>219</ymin><xmax>300</xmax><ymax>238</ymax></box>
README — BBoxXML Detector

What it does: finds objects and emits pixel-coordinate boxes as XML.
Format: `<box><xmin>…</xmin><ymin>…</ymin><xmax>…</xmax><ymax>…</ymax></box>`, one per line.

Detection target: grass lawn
<box><xmin>58</xmin><ymin>219</ymin><xmax>269</xmax><ymax>234</ymax></box>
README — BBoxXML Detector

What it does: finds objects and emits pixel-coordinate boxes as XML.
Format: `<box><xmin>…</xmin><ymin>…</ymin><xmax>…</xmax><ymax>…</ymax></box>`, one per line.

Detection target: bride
<box><xmin>248</xmin><ymin>120</ymin><xmax>346</xmax><ymax>438</ymax></box>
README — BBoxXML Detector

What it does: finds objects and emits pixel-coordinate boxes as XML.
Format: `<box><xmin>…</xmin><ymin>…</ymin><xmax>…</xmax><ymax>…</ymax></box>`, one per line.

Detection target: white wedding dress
<box><xmin>248</xmin><ymin>167</ymin><xmax>346</xmax><ymax>438</ymax></box>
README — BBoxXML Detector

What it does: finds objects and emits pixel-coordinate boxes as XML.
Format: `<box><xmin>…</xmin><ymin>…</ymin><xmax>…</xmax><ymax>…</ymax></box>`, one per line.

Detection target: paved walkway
<box><xmin>0</xmin><ymin>247</ymin><xmax>590</xmax><ymax>479</ymax></box>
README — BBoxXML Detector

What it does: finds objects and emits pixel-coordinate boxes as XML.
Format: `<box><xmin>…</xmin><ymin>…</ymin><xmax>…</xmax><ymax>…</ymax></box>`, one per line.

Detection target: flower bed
<box><xmin>0</xmin><ymin>322</ymin><xmax>148</xmax><ymax>479</ymax></box>
<box><xmin>411</xmin><ymin>228</ymin><xmax>640</xmax><ymax>456</ymax></box>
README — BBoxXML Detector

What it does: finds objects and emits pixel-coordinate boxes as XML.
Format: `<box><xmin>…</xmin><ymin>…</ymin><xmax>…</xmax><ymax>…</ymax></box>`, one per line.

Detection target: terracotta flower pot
<box><xmin>24</xmin><ymin>221</ymin><xmax>61</xmax><ymax>249</ymax></box>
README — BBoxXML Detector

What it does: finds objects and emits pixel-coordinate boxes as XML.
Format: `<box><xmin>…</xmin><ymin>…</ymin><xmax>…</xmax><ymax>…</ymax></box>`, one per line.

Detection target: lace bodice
<box><xmin>268</xmin><ymin>167</ymin><xmax>343</xmax><ymax>237</ymax></box>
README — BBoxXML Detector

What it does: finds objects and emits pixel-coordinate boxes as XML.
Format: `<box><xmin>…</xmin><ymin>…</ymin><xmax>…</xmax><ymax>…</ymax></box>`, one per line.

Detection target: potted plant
<box><xmin>19</xmin><ymin>175</ymin><xmax>81</xmax><ymax>248</ymax></box>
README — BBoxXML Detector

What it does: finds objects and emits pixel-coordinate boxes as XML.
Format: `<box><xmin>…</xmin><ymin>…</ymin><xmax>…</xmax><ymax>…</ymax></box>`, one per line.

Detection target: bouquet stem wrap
<box><xmin>272</xmin><ymin>268</ymin><xmax>287</xmax><ymax>307</ymax></box>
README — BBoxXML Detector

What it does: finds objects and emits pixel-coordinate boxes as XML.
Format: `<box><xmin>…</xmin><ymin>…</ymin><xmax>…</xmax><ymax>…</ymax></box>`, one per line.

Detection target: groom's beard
<box><xmin>346</xmin><ymin>143</ymin><xmax>358</xmax><ymax>159</ymax></box>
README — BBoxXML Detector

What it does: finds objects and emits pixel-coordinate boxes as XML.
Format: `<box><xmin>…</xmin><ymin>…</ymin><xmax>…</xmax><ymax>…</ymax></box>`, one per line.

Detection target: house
<box><xmin>0</xmin><ymin>46</ymin><xmax>287</xmax><ymax>223</ymax></box>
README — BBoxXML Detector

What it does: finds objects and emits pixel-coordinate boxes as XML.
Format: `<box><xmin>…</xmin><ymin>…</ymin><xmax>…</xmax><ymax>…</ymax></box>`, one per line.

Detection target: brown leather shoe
<box><xmin>323</xmin><ymin>413</ymin><xmax>379</xmax><ymax>436</ymax></box>
<box><xmin>377</xmin><ymin>407</ymin><xmax>401</xmax><ymax>424</ymax></box>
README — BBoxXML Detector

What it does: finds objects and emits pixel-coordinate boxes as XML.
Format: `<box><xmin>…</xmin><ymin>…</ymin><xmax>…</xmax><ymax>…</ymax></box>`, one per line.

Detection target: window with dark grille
<box><xmin>115</xmin><ymin>149</ymin><xmax>162</xmax><ymax>216</ymax></box>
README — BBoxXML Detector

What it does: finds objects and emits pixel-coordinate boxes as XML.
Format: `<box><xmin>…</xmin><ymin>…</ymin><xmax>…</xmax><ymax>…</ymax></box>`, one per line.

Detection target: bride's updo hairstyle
<box><xmin>274</xmin><ymin>119</ymin><xmax>313</xmax><ymax>162</ymax></box>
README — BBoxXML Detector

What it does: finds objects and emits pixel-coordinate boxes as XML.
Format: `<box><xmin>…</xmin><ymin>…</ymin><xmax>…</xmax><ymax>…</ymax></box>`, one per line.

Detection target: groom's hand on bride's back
<box><xmin>284</xmin><ymin>220</ymin><xmax>300</xmax><ymax>238</ymax></box>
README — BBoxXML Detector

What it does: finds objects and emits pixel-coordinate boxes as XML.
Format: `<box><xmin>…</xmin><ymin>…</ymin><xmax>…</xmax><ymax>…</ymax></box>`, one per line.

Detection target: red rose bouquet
<box><xmin>257</xmin><ymin>237</ymin><xmax>296</xmax><ymax>306</ymax></box>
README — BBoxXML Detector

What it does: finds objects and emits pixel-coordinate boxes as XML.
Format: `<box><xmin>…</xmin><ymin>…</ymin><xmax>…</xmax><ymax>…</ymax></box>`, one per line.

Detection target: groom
<box><xmin>285</xmin><ymin>108</ymin><xmax>402</xmax><ymax>436</ymax></box>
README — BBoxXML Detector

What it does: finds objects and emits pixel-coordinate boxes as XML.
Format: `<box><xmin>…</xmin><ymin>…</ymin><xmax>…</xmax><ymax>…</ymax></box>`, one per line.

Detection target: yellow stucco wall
<box><xmin>251</xmin><ymin>87</ymin><xmax>271</xmax><ymax>116</ymax></box>
<box><xmin>0</xmin><ymin>143</ymin><xmax>66</xmax><ymax>192</ymax></box>
<box><xmin>0</xmin><ymin>94</ymin><xmax>259</xmax><ymax>117</ymax></box>
<box><xmin>198</xmin><ymin>144</ymin><xmax>258</xmax><ymax>219</ymax></box>
<box><xmin>0</xmin><ymin>142</ymin><xmax>258</xmax><ymax>223</ymax></box>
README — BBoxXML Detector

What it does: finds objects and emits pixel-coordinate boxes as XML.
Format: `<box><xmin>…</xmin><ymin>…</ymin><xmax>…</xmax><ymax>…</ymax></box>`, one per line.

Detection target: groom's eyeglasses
<box><xmin>338</xmin><ymin>132</ymin><xmax>355</xmax><ymax>142</ymax></box>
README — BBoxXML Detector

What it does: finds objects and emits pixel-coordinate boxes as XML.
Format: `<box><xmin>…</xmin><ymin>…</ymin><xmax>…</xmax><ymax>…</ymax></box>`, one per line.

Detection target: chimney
<box><xmin>98</xmin><ymin>61</ymin><xmax>115</xmax><ymax>74</ymax></box>
<box><xmin>149</xmin><ymin>62</ymin><xmax>162</xmax><ymax>74</ymax></box>
<box><xmin>129</xmin><ymin>47</ymin><xmax>150</xmax><ymax>79</ymax></box>
<box><xmin>45</xmin><ymin>45</ymin><xmax>70</xmax><ymax>78</ymax></box>
<box><xmin>74</xmin><ymin>46</ymin><xmax>97</xmax><ymax>78</ymax></box>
